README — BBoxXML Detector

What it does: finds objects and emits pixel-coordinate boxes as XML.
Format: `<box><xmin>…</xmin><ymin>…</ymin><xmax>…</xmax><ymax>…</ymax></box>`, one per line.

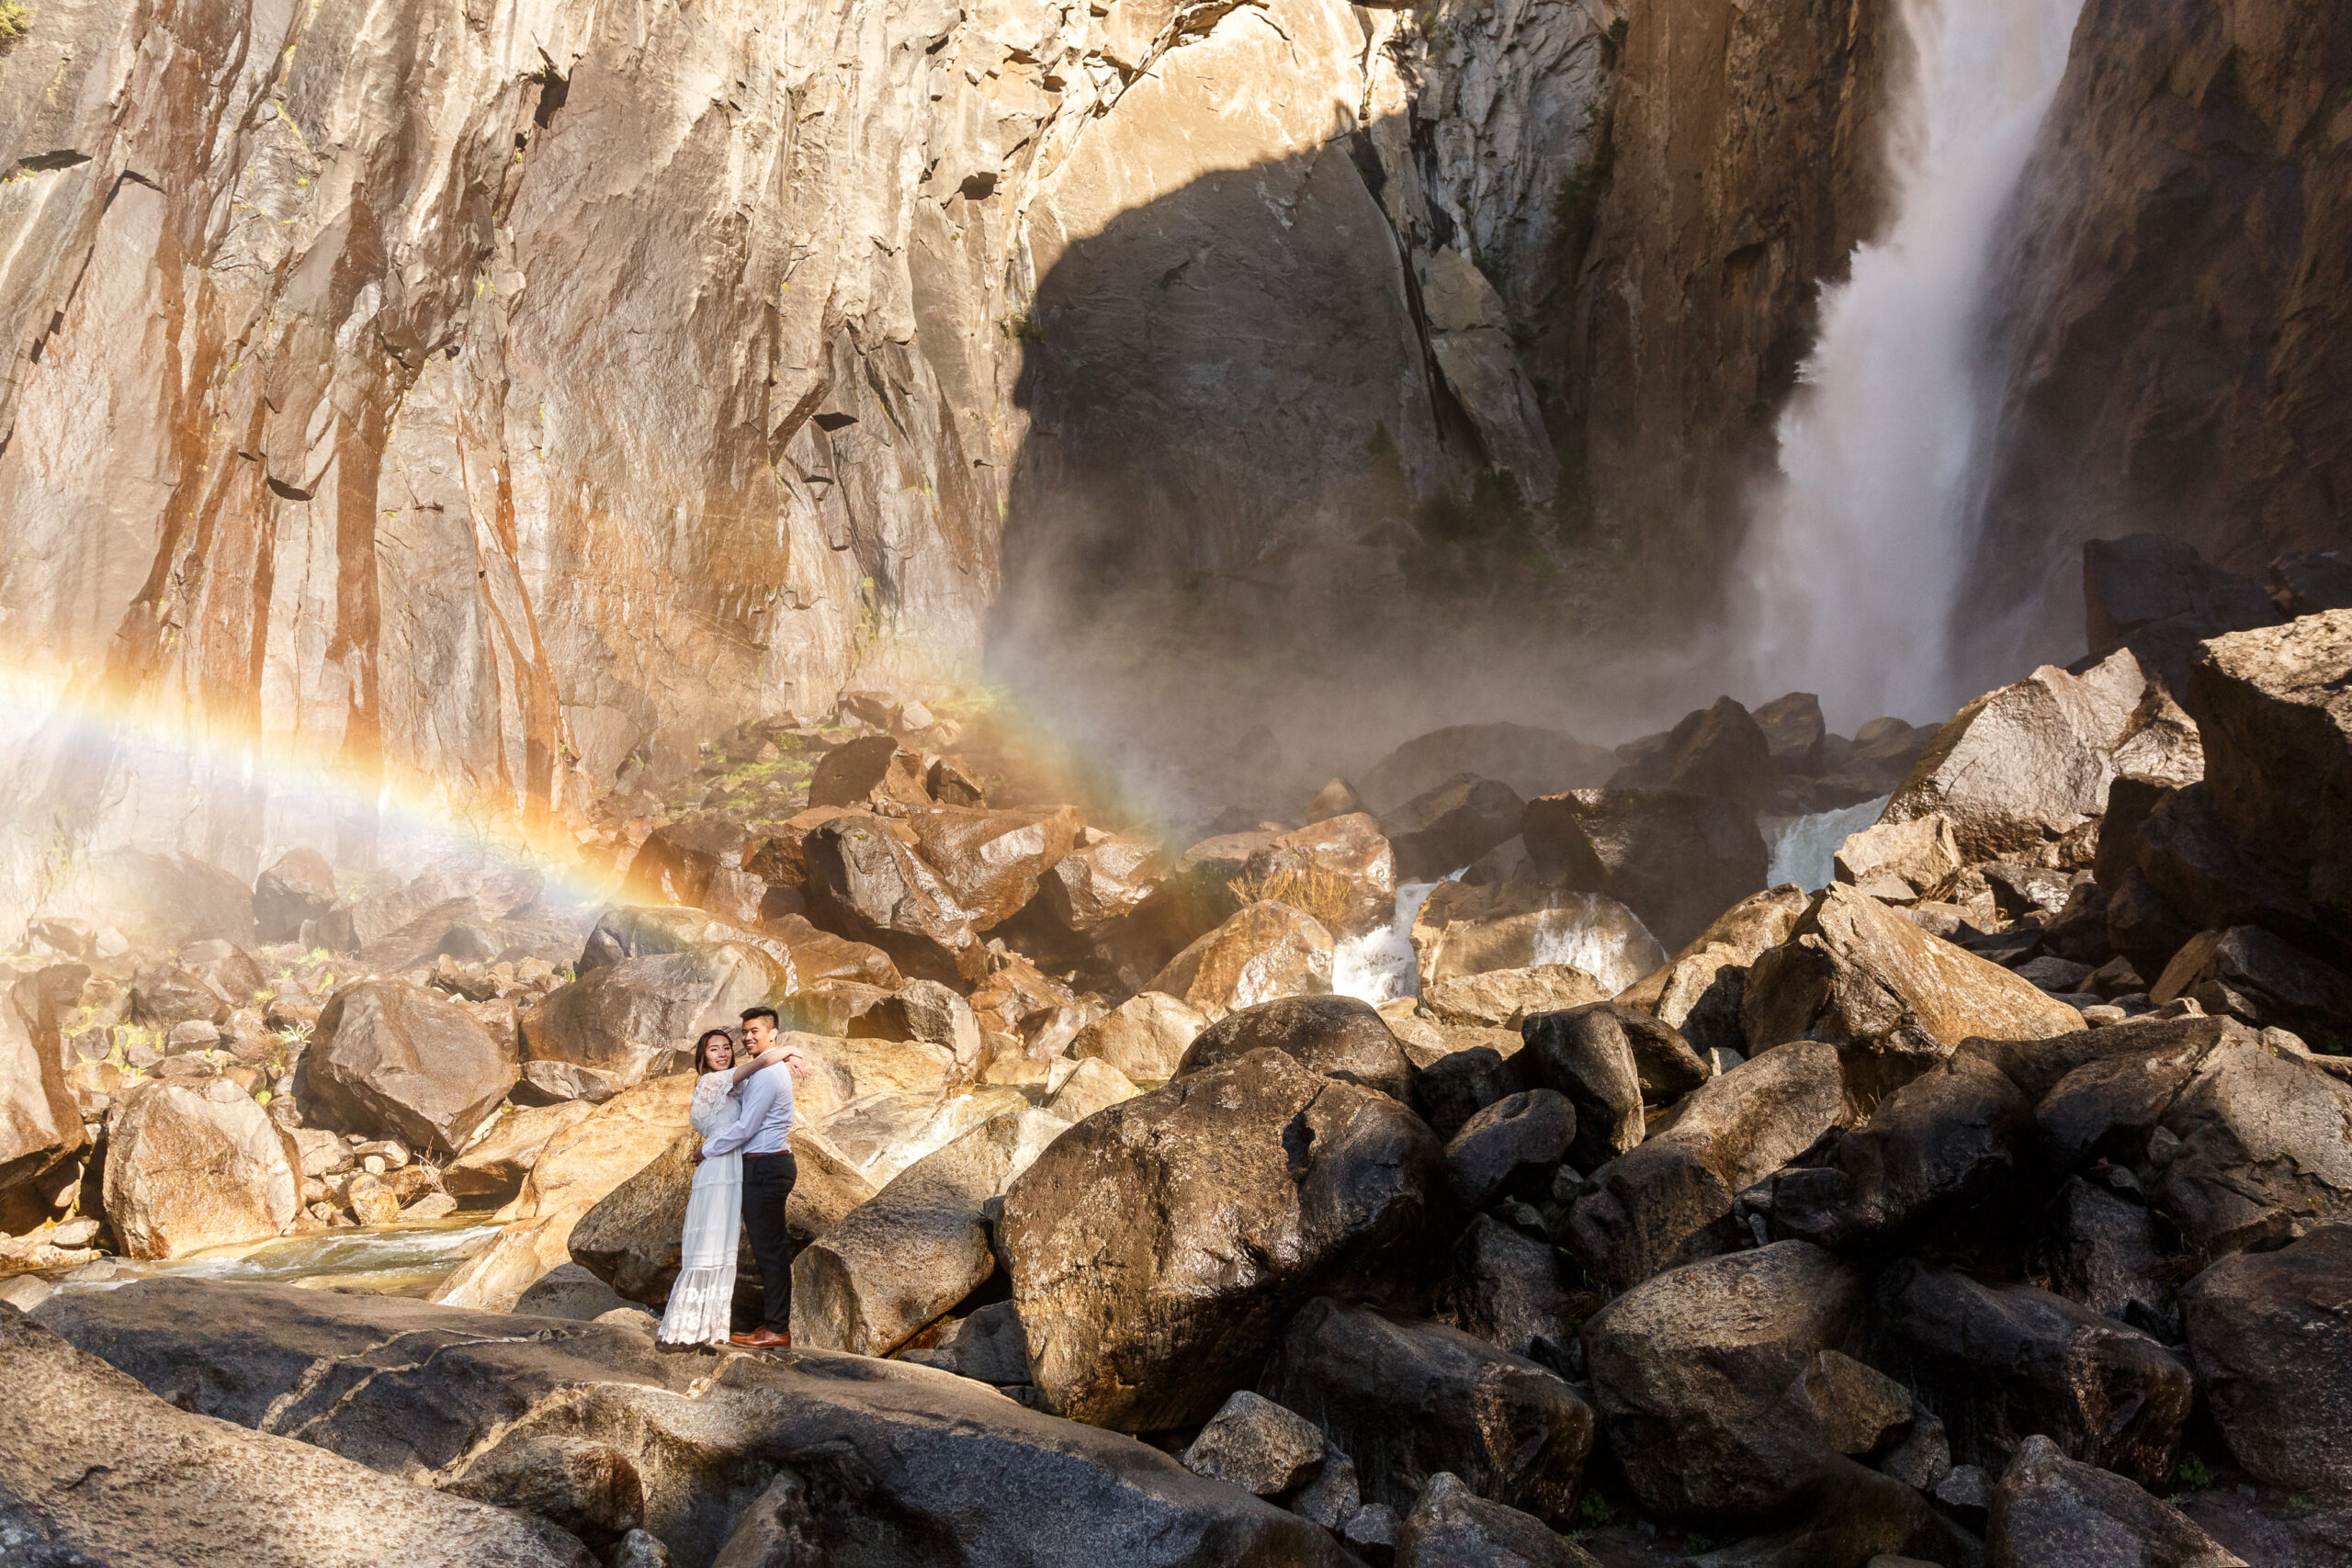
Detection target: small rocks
<box><xmin>1179</xmin><ymin>1390</ymin><xmax>1328</xmax><ymax>1495</ymax></box>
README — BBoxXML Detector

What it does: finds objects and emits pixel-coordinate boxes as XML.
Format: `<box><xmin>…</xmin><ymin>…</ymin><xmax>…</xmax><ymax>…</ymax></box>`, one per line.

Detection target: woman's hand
<box><xmin>730</xmin><ymin>1046</ymin><xmax>788</xmax><ymax>1085</ymax></box>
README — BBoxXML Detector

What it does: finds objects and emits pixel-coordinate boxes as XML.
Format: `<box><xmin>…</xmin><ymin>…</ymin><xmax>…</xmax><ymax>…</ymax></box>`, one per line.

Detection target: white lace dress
<box><xmin>656</xmin><ymin>1071</ymin><xmax>742</xmax><ymax>1346</ymax></box>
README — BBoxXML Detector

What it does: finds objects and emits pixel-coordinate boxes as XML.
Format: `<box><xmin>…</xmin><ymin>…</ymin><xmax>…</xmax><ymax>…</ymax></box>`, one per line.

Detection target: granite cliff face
<box><xmin>0</xmin><ymin>0</ymin><xmax>1622</xmax><ymax>843</ymax></box>
<box><xmin>1959</xmin><ymin>0</ymin><xmax>2352</xmax><ymax>656</ymax></box>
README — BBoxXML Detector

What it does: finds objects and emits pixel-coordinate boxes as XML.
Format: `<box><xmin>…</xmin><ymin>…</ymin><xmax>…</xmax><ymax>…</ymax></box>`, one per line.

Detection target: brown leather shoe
<box><xmin>729</xmin><ymin>1327</ymin><xmax>791</xmax><ymax>1348</ymax></box>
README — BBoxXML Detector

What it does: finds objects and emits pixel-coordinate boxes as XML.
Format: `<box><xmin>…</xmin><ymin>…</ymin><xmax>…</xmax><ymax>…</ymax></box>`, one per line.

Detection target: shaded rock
<box><xmin>1416</xmin><ymin>1045</ymin><xmax>1522</xmax><ymax>1141</ymax></box>
<box><xmin>443</xmin><ymin>1432</ymin><xmax>646</xmax><ymax>1551</ymax></box>
<box><xmin>1383</xmin><ymin>776</ymin><xmax>1531</xmax><ymax>882</ymax></box>
<box><xmin>1579</xmin><ymin>1241</ymin><xmax>1866</xmax><ymax>1524</ymax></box>
<box><xmin>1613</xmin><ymin>886</ymin><xmax>1812</xmax><ymax>1063</ymax></box>
<box><xmin>1521</xmin><ymin>788</ymin><xmax>1769</xmax><ymax>953</ymax></box>
<box><xmin>1145</xmin><ymin>900</ymin><xmax>1336</xmax><ymax>1022</ymax></box>
<box><xmin>1519</xmin><ymin>1005</ymin><xmax>1647</xmax><ymax>1170</ymax></box>
<box><xmin>2085</xmin><ymin>535</ymin><xmax>2279</xmax><ymax>690</ymax></box>
<box><xmin>1741</xmin><ymin>884</ymin><xmax>2084</xmax><ymax>1089</ymax></box>
<box><xmin>1307</xmin><ymin>778</ymin><xmax>1368</xmax><ymax>820</ymax></box>
<box><xmin>1178</xmin><ymin>1390</ymin><xmax>1327</xmax><ymax>1495</ymax></box>
<box><xmin>2045</xmin><ymin>1178</ymin><xmax>2172</xmax><ymax>1330</ymax></box>
<box><xmin>103</xmin><ymin>1083</ymin><xmax>301</xmax><ymax>1259</ymax></box>
<box><xmin>2271</xmin><ymin>551</ymin><xmax>2352</xmax><ymax>618</ymax></box>
<box><xmin>1754</xmin><ymin>693</ymin><xmax>1828</xmax><ymax>775</ymax></box>
<box><xmin>807</xmin><ymin>734</ymin><xmax>932</xmax><ymax>810</ymax></box>
<box><xmin>523</xmin><ymin>946</ymin><xmax>783</xmax><ymax>1090</ymax></box>
<box><xmin>1263</xmin><ymin>1297</ymin><xmax>1592</xmax><ymax>1529</ymax></box>
<box><xmin>800</xmin><ymin>813</ymin><xmax>991</xmax><ymax>984</ymax></box>
<box><xmin>2150</xmin><ymin>926</ymin><xmax>2352</xmax><ymax>1050</ymax></box>
<box><xmin>1562</xmin><ymin>1042</ymin><xmax>1845</xmax><ymax>1292</ymax></box>
<box><xmin>900</xmin><ymin>804</ymin><xmax>1087</xmax><ymax>929</ymax></box>
<box><xmin>2155</xmin><ymin>1025</ymin><xmax>2352</xmax><ymax>1264</ymax></box>
<box><xmin>793</xmin><ymin>1107</ymin><xmax>1066</xmax><ymax>1356</ymax></box>
<box><xmin>513</xmin><ymin>1263</ymin><xmax>641</xmax><ymax>1323</ymax></box>
<box><xmin>1424</xmin><ymin>965</ymin><xmax>1611</xmax><ymax>1029</ymax></box>
<box><xmin>1962</xmin><ymin>1010</ymin><xmax>2239</xmax><ymax>1103</ymax></box>
<box><xmin>1611</xmin><ymin>695</ymin><xmax>1780</xmax><ymax>810</ymax></box>
<box><xmin>1001</xmin><ymin>1048</ymin><xmax>1445</xmax><ymax>1430</ymax></box>
<box><xmin>1758</xmin><ymin>1052</ymin><xmax>2033</xmax><ymax>1253</ymax></box>
<box><xmin>2177</xmin><ymin>1222</ymin><xmax>2352</xmax><ymax>1495</ymax></box>
<box><xmin>1361</xmin><ymin>726</ymin><xmax>1613</xmax><ymax>815</ymax></box>
<box><xmin>0</xmin><ymin>1306</ymin><xmax>594</xmax><ymax>1568</ymax></box>
<box><xmin>2133</xmin><ymin>784</ymin><xmax>2332</xmax><ymax>952</ymax></box>
<box><xmin>254</xmin><ymin>848</ymin><xmax>339</xmax><ymax>942</ymax></box>
<box><xmin>1453</xmin><ymin>1214</ymin><xmax>1573</xmax><ymax>1363</ymax></box>
<box><xmin>1344</xmin><ymin>1502</ymin><xmax>1405</xmax><ymax>1566</ymax></box>
<box><xmin>899</xmin><ymin>1299</ymin><xmax>1033</xmax><ymax>1388</ymax></box>
<box><xmin>2032</xmin><ymin>1026</ymin><xmax>2219</xmax><ymax>1172</ymax></box>
<box><xmin>1445</xmin><ymin>1089</ymin><xmax>1576</xmax><ymax>1210</ymax></box>
<box><xmin>444</xmin><ymin>1100</ymin><xmax>600</xmax><ymax>1201</ymax></box>
<box><xmin>1176</xmin><ymin>994</ymin><xmax>1414</xmax><ymax>1101</ymax></box>
<box><xmin>0</xmin><ymin>984</ymin><xmax>82</xmax><ymax>1191</ymax></box>
<box><xmin>33</xmin><ymin>1280</ymin><xmax>1353</xmax><ymax>1567</ymax></box>
<box><xmin>1987</xmin><ymin>1435</ymin><xmax>2245</xmax><ymax>1568</ymax></box>
<box><xmin>1393</xmin><ymin>1472</ymin><xmax>1600</xmax><ymax>1568</ymax></box>
<box><xmin>1835</xmin><ymin>816</ymin><xmax>1963</xmax><ymax>905</ymax></box>
<box><xmin>1527</xmin><ymin>1001</ymin><xmax>1711</xmax><ymax>1118</ymax></box>
<box><xmin>1873</xmin><ymin>1259</ymin><xmax>2192</xmax><ymax>1487</ymax></box>
<box><xmin>1881</xmin><ymin>649</ymin><xmax>2146</xmax><ymax>864</ymax></box>
<box><xmin>570</xmin><ymin>1125</ymin><xmax>873</xmax><ymax>1305</ymax></box>
<box><xmin>1291</xmin><ymin>1449</ymin><xmax>1362</xmax><ymax>1530</ymax></box>
<box><xmin>309</xmin><ymin>980</ymin><xmax>517</xmax><ymax>1155</ymax></box>
<box><xmin>1068</xmin><ymin>989</ymin><xmax>1206</xmax><ymax>1082</ymax></box>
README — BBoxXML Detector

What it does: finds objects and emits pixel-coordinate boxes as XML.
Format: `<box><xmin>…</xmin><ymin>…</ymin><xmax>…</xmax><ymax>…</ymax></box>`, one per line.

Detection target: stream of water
<box><xmin>1733</xmin><ymin>0</ymin><xmax>2086</xmax><ymax>730</ymax></box>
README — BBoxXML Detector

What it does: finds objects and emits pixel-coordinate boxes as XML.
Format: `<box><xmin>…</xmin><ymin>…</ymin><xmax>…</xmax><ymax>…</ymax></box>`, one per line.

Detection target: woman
<box><xmin>656</xmin><ymin>1028</ymin><xmax>794</xmax><ymax>1348</ymax></box>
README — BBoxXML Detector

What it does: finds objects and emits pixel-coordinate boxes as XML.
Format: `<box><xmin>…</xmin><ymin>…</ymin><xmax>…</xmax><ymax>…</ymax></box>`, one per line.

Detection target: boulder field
<box><xmin>3</xmin><ymin>570</ymin><xmax>2351</xmax><ymax>1565</ymax></box>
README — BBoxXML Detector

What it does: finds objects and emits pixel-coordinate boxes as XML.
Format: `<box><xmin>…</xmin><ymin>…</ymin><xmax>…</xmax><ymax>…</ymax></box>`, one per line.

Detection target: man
<box><xmin>696</xmin><ymin>1005</ymin><xmax>807</xmax><ymax>1348</ymax></box>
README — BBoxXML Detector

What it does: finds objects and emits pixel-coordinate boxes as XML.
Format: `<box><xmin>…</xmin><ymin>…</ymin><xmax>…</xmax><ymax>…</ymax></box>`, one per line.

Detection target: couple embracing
<box><xmin>657</xmin><ymin>1005</ymin><xmax>811</xmax><ymax>1350</ymax></box>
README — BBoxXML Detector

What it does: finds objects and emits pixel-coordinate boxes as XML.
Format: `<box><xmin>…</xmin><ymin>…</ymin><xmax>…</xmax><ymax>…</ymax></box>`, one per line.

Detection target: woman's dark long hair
<box><xmin>692</xmin><ymin>1029</ymin><xmax>737</xmax><ymax>1074</ymax></box>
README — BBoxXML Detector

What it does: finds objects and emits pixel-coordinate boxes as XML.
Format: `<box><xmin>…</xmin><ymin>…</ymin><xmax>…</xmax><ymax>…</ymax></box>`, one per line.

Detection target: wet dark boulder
<box><xmin>1561</xmin><ymin>1041</ymin><xmax>1844</xmax><ymax>1292</ymax></box>
<box><xmin>1392</xmin><ymin>1472</ymin><xmax>1601</xmax><ymax>1568</ymax></box>
<box><xmin>1753</xmin><ymin>692</ymin><xmax>1828</xmax><ymax>776</ymax></box>
<box><xmin>308</xmin><ymin>980</ymin><xmax>517</xmax><ymax>1155</ymax></box>
<box><xmin>1261</xmin><ymin>1297</ymin><xmax>1593</xmax><ymax>1529</ymax></box>
<box><xmin>2044</xmin><ymin>1178</ymin><xmax>2172</xmax><ymax>1332</ymax></box>
<box><xmin>1758</xmin><ymin>1051</ymin><xmax>2033</xmax><ymax>1254</ymax></box>
<box><xmin>2084</xmin><ymin>533</ymin><xmax>2280</xmax><ymax>696</ymax></box>
<box><xmin>999</xmin><ymin>1048</ymin><xmax>1445</xmax><ymax>1431</ymax></box>
<box><xmin>32</xmin><ymin>1280</ymin><xmax>1351</xmax><ymax>1568</ymax></box>
<box><xmin>1414</xmin><ymin>1044</ymin><xmax>1522</xmax><ymax>1140</ymax></box>
<box><xmin>1382</xmin><ymin>776</ymin><xmax>1530</xmax><ymax>882</ymax></box>
<box><xmin>254</xmin><ymin>848</ymin><xmax>338</xmax><ymax>942</ymax></box>
<box><xmin>1360</xmin><ymin>724</ymin><xmax>1614</xmax><ymax>816</ymax></box>
<box><xmin>1176</xmin><ymin>994</ymin><xmax>1415</xmax><ymax>1102</ymax></box>
<box><xmin>1444</xmin><ymin>1089</ymin><xmax>1575</xmax><ymax>1210</ymax></box>
<box><xmin>2149</xmin><ymin>925</ymin><xmax>2352</xmax><ymax>1050</ymax></box>
<box><xmin>1453</xmin><ymin>1215</ymin><xmax>1574</xmax><ymax>1364</ymax></box>
<box><xmin>2178</xmin><ymin>1223</ymin><xmax>2352</xmax><ymax>1495</ymax></box>
<box><xmin>1579</xmin><ymin>1241</ymin><xmax>1869</xmax><ymax>1525</ymax></box>
<box><xmin>806</xmin><ymin>733</ymin><xmax>932</xmax><ymax>810</ymax></box>
<box><xmin>1872</xmin><ymin>1259</ymin><xmax>2192</xmax><ymax>1488</ymax></box>
<box><xmin>1986</xmin><ymin>1435</ymin><xmax>2245</xmax><ymax>1568</ymax></box>
<box><xmin>2154</xmin><ymin>1025</ymin><xmax>2352</xmax><ymax>1264</ymax></box>
<box><xmin>1520</xmin><ymin>1002</ymin><xmax>1710</xmax><ymax>1169</ymax></box>
<box><xmin>1521</xmin><ymin>788</ymin><xmax>1767</xmax><ymax>953</ymax></box>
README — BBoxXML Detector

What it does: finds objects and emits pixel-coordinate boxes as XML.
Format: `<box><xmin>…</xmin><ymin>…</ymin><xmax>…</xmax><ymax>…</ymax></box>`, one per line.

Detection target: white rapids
<box><xmin>1761</xmin><ymin>794</ymin><xmax>1894</xmax><ymax>892</ymax></box>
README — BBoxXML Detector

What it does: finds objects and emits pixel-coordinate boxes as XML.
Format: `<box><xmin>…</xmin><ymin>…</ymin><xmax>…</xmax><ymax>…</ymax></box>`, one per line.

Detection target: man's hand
<box><xmin>690</xmin><ymin>1146</ymin><xmax>705</xmax><ymax>1165</ymax></box>
<box><xmin>782</xmin><ymin>1048</ymin><xmax>811</xmax><ymax>1078</ymax></box>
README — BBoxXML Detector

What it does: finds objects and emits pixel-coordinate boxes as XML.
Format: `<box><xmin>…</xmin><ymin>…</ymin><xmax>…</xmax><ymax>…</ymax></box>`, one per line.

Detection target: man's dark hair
<box><xmin>741</xmin><ymin>1005</ymin><xmax>781</xmax><ymax>1029</ymax></box>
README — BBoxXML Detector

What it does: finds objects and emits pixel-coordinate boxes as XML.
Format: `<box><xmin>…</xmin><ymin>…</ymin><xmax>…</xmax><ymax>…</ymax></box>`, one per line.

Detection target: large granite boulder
<box><xmin>32</xmin><ymin>1280</ymin><xmax>1354</xmax><ymax>1567</ymax></box>
<box><xmin>1741</xmin><ymin>883</ymin><xmax>2084</xmax><ymax>1089</ymax></box>
<box><xmin>623</xmin><ymin>817</ymin><xmax>757</xmax><ymax>918</ymax></box>
<box><xmin>2149</xmin><ymin>924</ymin><xmax>2352</xmax><ymax>1049</ymax></box>
<box><xmin>1144</xmin><ymin>900</ymin><xmax>1336</xmax><ymax>1021</ymax></box>
<box><xmin>2184</xmin><ymin>608</ymin><xmax>2352</xmax><ymax>939</ymax></box>
<box><xmin>1561</xmin><ymin>1041</ymin><xmax>1844</xmax><ymax>1292</ymax></box>
<box><xmin>800</xmin><ymin>813</ymin><xmax>992</xmax><ymax>984</ymax></box>
<box><xmin>506</xmin><ymin>1074</ymin><xmax>698</xmax><ymax>1223</ymax></box>
<box><xmin>1608</xmin><ymin>694</ymin><xmax>1780</xmax><ymax>809</ymax></box>
<box><xmin>1879</xmin><ymin>649</ymin><xmax>2146</xmax><ymax>865</ymax></box>
<box><xmin>1611</xmin><ymin>885</ymin><xmax>1810</xmax><ymax>1063</ymax></box>
<box><xmin>1834</xmin><ymin>815</ymin><xmax>1963</xmax><ymax>904</ymax></box>
<box><xmin>1579</xmin><ymin>1242</ymin><xmax>1870</xmax><ymax>1524</ymax></box>
<box><xmin>1520</xmin><ymin>1002</ymin><xmax>1711</xmax><ymax>1170</ymax></box>
<box><xmin>1520</xmin><ymin>788</ymin><xmax>1768</xmax><ymax>952</ymax></box>
<box><xmin>443</xmin><ymin>1101</ymin><xmax>601</xmax><ymax>1201</ymax></box>
<box><xmin>1393</xmin><ymin>1472</ymin><xmax>1602</xmax><ymax>1568</ymax></box>
<box><xmin>1757</xmin><ymin>1051</ymin><xmax>2034</xmax><ymax>1253</ymax></box>
<box><xmin>1175</xmin><ymin>994</ymin><xmax>1415</xmax><ymax>1101</ymax></box>
<box><xmin>1000</xmin><ymin>1048</ymin><xmax>1445</xmax><ymax>1430</ymax></box>
<box><xmin>309</xmin><ymin>980</ymin><xmax>517</xmax><ymax>1154</ymax></box>
<box><xmin>1873</xmin><ymin>1259</ymin><xmax>2192</xmax><ymax>1488</ymax></box>
<box><xmin>521</xmin><ymin>944</ymin><xmax>782</xmax><ymax>1089</ymax></box>
<box><xmin>1069</xmin><ymin>990</ymin><xmax>1208</xmax><ymax>1082</ymax></box>
<box><xmin>1986</xmin><ymin>1436</ymin><xmax>2245</xmax><ymax>1568</ymax></box>
<box><xmin>2178</xmin><ymin>1223</ymin><xmax>2352</xmax><ymax>1495</ymax></box>
<box><xmin>254</xmin><ymin>848</ymin><xmax>339</xmax><ymax>942</ymax></box>
<box><xmin>0</xmin><ymin>1306</ymin><xmax>594</xmax><ymax>1568</ymax></box>
<box><xmin>2154</xmin><ymin>1024</ymin><xmax>2352</xmax><ymax>1264</ymax></box>
<box><xmin>794</xmin><ymin>1107</ymin><xmax>1069</xmax><ymax>1356</ymax></box>
<box><xmin>1261</xmin><ymin>1297</ymin><xmax>1593</xmax><ymax>1529</ymax></box>
<box><xmin>899</xmin><ymin>804</ymin><xmax>1088</xmax><ymax>928</ymax></box>
<box><xmin>1381</xmin><ymin>776</ymin><xmax>1529</xmax><ymax>882</ymax></box>
<box><xmin>1453</xmin><ymin>1214</ymin><xmax>1575</xmax><ymax>1363</ymax></box>
<box><xmin>1410</xmin><ymin>879</ymin><xmax>1663</xmax><ymax>995</ymax></box>
<box><xmin>1237</xmin><ymin>812</ymin><xmax>1398</xmax><ymax>936</ymax></box>
<box><xmin>2083</xmin><ymin>533</ymin><xmax>2279</xmax><ymax>694</ymax></box>
<box><xmin>1443</xmin><ymin>1089</ymin><xmax>1575</xmax><ymax>1211</ymax></box>
<box><xmin>1361</xmin><ymin>725</ymin><xmax>1613</xmax><ymax>813</ymax></box>
<box><xmin>102</xmin><ymin>1083</ymin><xmax>300</xmax><ymax>1259</ymax></box>
<box><xmin>0</xmin><ymin>984</ymin><xmax>82</xmax><ymax>1192</ymax></box>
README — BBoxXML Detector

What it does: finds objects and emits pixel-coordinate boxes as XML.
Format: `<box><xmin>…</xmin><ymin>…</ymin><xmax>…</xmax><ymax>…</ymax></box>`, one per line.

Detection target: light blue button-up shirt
<box><xmin>702</xmin><ymin>1061</ymin><xmax>797</xmax><ymax>1156</ymax></box>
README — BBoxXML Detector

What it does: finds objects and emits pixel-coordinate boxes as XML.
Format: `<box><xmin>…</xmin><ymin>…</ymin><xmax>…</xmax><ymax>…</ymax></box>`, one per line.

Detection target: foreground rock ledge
<box><xmin>30</xmin><ymin>1280</ymin><xmax>1351</xmax><ymax>1568</ymax></box>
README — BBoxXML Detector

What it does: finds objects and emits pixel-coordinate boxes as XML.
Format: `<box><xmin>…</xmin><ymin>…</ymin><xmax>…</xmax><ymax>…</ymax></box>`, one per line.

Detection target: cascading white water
<box><xmin>1335</xmin><ymin>875</ymin><xmax>1460</xmax><ymax>1004</ymax></box>
<box><xmin>1762</xmin><ymin>794</ymin><xmax>1894</xmax><ymax>892</ymax></box>
<box><xmin>1734</xmin><ymin>0</ymin><xmax>2086</xmax><ymax>730</ymax></box>
<box><xmin>1334</xmin><ymin>878</ymin><xmax>1670</xmax><ymax>1003</ymax></box>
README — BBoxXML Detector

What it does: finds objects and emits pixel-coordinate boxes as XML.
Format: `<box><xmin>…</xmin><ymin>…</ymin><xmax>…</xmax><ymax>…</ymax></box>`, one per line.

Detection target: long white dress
<box><xmin>656</xmin><ymin>1071</ymin><xmax>742</xmax><ymax>1346</ymax></box>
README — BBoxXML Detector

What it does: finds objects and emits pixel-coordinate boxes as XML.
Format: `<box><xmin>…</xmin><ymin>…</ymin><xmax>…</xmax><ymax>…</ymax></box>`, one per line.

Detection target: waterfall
<box><xmin>1733</xmin><ymin>0</ymin><xmax>2086</xmax><ymax>730</ymax></box>
<box><xmin>1762</xmin><ymin>794</ymin><xmax>1894</xmax><ymax>892</ymax></box>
